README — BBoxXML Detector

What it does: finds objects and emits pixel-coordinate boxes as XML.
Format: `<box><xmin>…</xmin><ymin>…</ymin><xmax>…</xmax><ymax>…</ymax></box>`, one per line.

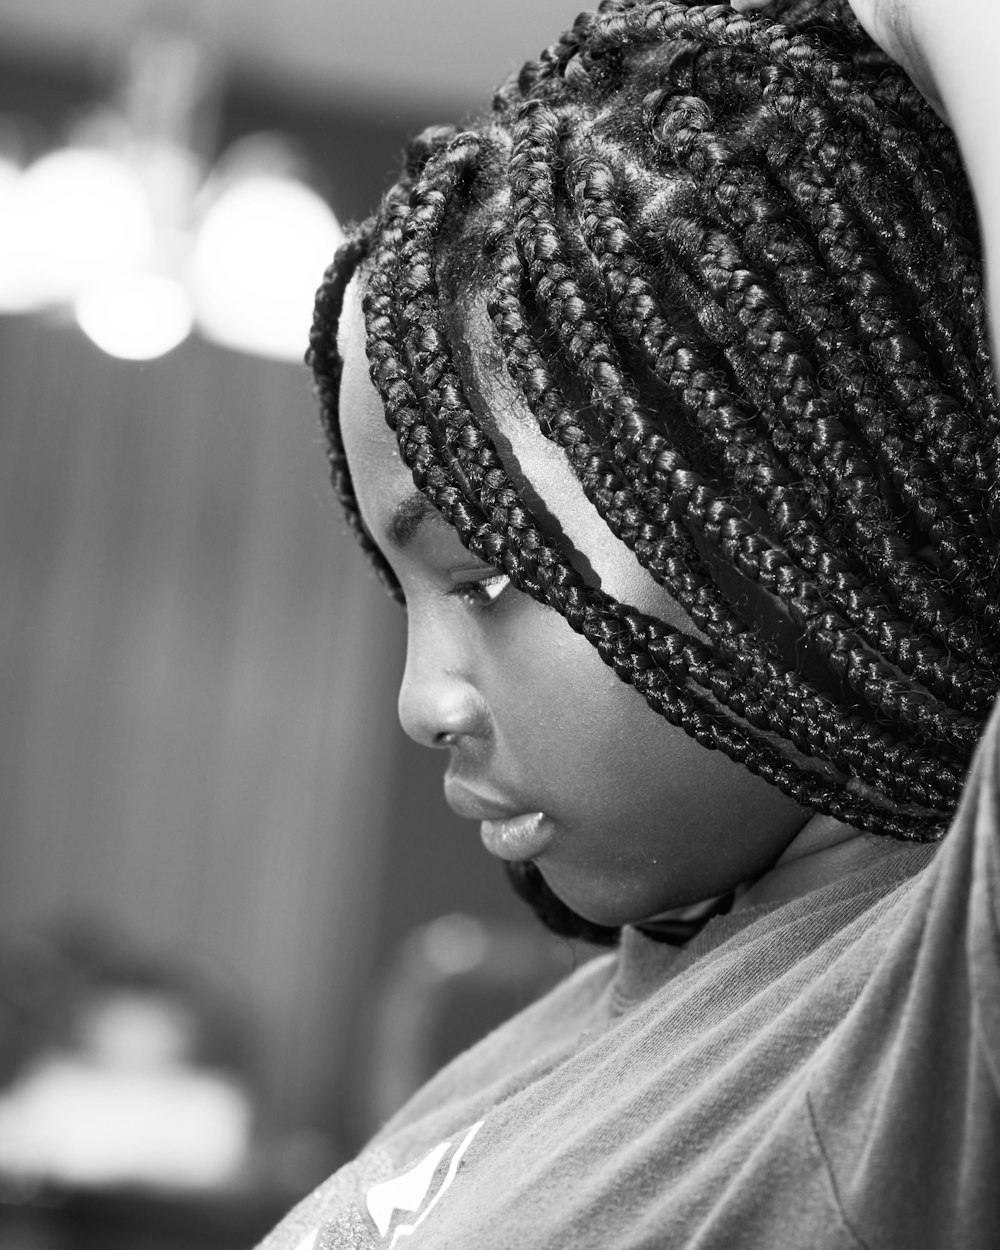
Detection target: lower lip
<box><xmin>480</xmin><ymin>812</ymin><xmax>552</xmax><ymax>861</ymax></box>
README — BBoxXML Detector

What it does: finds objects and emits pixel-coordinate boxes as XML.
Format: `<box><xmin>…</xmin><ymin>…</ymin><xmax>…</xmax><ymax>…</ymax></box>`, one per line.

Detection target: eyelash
<box><xmin>448</xmin><ymin>573</ymin><xmax>510</xmax><ymax>609</ymax></box>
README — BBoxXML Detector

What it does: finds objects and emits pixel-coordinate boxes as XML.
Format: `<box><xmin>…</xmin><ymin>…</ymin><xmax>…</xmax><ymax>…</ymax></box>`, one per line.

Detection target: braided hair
<box><xmin>309</xmin><ymin>0</ymin><xmax>1000</xmax><ymax>944</ymax></box>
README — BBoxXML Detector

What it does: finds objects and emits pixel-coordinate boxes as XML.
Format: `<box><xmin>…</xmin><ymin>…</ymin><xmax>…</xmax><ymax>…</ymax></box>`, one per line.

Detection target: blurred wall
<box><xmin>0</xmin><ymin>312</ymin><xmax>402</xmax><ymax>1141</ymax></box>
<box><xmin>0</xmin><ymin>49</ymin><xmax>557</xmax><ymax>1163</ymax></box>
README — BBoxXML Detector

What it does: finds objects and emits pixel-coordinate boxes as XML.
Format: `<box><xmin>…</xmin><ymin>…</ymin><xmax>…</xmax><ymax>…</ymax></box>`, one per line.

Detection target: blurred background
<box><xmin>0</xmin><ymin>1</ymin><xmax>591</xmax><ymax>1245</ymax></box>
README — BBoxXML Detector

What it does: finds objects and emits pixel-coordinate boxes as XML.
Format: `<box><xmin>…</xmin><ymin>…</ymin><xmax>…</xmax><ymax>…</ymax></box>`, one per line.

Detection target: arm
<box><xmin>733</xmin><ymin>0</ymin><xmax>1000</xmax><ymax>366</ymax></box>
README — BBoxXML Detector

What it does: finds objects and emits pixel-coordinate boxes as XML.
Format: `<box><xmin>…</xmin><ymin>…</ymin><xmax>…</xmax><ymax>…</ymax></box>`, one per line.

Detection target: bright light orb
<box><xmin>191</xmin><ymin>175</ymin><xmax>343</xmax><ymax>362</ymax></box>
<box><xmin>0</xmin><ymin>154</ymin><xmax>35</xmax><ymax>312</ymax></box>
<box><xmin>75</xmin><ymin>271</ymin><xmax>193</xmax><ymax>361</ymax></box>
<box><xmin>14</xmin><ymin>148</ymin><xmax>155</xmax><ymax>308</ymax></box>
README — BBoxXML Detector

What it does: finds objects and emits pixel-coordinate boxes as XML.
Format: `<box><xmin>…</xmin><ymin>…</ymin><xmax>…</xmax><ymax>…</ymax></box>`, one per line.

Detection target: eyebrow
<box><xmin>386</xmin><ymin>492</ymin><xmax>440</xmax><ymax>549</ymax></box>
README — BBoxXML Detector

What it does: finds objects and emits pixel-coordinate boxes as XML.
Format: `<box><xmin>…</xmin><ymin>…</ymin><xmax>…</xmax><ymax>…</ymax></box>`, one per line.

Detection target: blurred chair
<box><xmin>356</xmin><ymin>913</ymin><xmax>581</xmax><ymax>1137</ymax></box>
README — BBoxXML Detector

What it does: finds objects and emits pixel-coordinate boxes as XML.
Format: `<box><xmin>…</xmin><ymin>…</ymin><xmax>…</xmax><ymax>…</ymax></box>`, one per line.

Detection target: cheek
<box><xmin>483</xmin><ymin>600</ymin><xmax>808</xmax><ymax>906</ymax></box>
<box><xmin>486</xmin><ymin>603</ymin><xmax>670</xmax><ymax>786</ymax></box>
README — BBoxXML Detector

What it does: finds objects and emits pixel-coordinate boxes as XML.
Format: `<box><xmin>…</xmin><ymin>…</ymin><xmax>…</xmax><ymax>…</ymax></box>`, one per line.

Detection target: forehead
<box><xmin>335</xmin><ymin>277</ymin><xmax>692</xmax><ymax>630</ymax></box>
<box><xmin>337</xmin><ymin>280</ymin><xmax>431</xmax><ymax>543</ymax></box>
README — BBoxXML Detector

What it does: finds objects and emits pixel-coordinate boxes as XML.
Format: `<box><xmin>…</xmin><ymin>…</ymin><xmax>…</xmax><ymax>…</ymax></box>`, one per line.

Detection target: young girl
<box><xmin>262</xmin><ymin>1</ymin><xmax>1000</xmax><ymax>1245</ymax></box>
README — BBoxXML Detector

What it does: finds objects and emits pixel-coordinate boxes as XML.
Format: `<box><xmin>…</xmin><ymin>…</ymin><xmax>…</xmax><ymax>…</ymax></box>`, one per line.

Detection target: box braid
<box><xmin>309</xmin><ymin>0</ymin><xmax>1000</xmax><ymax>943</ymax></box>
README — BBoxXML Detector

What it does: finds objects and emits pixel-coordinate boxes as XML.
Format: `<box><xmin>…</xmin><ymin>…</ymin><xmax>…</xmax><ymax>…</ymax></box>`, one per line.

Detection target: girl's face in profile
<box><xmin>338</xmin><ymin>284</ymin><xmax>809</xmax><ymax>927</ymax></box>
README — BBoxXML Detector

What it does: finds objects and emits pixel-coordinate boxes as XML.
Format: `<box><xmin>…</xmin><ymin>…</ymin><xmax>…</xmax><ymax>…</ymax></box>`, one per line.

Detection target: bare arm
<box><xmin>733</xmin><ymin>0</ymin><xmax>1000</xmax><ymax>366</ymax></box>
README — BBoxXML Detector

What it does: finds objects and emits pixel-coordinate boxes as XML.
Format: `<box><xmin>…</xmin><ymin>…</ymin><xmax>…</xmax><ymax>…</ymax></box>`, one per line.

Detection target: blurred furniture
<box><xmin>357</xmin><ymin>913</ymin><xmax>586</xmax><ymax>1136</ymax></box>
<box><xmin>0</xmin><ymin>1181</ymin><xmax>293</xmax><ymax>1250</ymax></box>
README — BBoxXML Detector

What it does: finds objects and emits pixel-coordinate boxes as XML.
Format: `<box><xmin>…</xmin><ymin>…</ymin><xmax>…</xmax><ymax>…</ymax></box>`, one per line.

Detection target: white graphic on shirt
<box><xmin>292</xmin><ymin>1232</ymin><xmax>317</xmax><ymax>1250</ymax></box>
<box><xmin>365</xmin><ymin>1120</ymin><xmax>484</xmax><ymax>1248</ymax></box>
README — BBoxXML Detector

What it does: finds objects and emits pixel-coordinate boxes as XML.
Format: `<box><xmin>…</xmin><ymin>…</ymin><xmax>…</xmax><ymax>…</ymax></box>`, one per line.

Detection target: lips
<box><xmin>444</xmin><ymin>777</ymin><xmax>554</xmax><ymax>862</ymax></box>
<box><xmin>443</xmin><ymin>776</ymin><xmax>518</xmax><ymax>822</ymax></box>
<box><xmin>480</xmin><ymin>812</ymin><xmax>554</xmax><ymax>861</ymax></box>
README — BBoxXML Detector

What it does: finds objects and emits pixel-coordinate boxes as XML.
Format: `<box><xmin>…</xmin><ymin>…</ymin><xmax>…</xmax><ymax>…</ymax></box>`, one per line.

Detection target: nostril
<box><xmin>396</xmin><ymin>637</ymin><xmax>490</xmax><ymax>749</ymax></box>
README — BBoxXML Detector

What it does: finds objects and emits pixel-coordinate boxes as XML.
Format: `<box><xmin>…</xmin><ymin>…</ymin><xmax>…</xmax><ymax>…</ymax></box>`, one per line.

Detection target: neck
<box><xmin>733</xmin><ymin>813</ymin><xmax>902</xmax><ymax>911</ymax></box>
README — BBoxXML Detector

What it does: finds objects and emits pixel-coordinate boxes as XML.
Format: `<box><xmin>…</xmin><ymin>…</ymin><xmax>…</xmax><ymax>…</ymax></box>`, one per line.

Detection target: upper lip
<box><xmin>443</xmin><ymin>776</ymin><xmax>531</xmax><ymax>823</ymax></box>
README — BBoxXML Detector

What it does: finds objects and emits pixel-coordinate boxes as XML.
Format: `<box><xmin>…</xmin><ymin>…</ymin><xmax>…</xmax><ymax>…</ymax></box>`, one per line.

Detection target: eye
<box><xmin>448</xmin><ymin>572</ymin><xmax>510</xmax><ymax>609</ymax></box>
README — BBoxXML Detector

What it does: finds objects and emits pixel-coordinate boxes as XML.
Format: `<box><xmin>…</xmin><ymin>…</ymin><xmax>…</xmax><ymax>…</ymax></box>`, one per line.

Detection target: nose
<box><xmin>397</xmin><ymin>613</ymin><xmax>489</xmax><ymax>749</ymax></box>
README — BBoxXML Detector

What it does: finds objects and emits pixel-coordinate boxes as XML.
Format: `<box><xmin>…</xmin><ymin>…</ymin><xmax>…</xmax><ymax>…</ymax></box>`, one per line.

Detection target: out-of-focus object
<box><xmin>0</xmin><ymin>17</ymin><xmax>341</xmax><ymax>362</ymax></box>
<box><xmin>0</xmin><ymin>144</ymin><xmax>154</xmax><ymax>312</ymax></box>
<box><xmin>358</xmin><ymin>913</ymin><xmax>581</xmax><ymax>1136</ymax></box>
<box><xmin>0</xmin><ymin>926</ymin><xmax>254</xmax><ymax>1192</ymax></box>
<box><xmin>190</xmin><ymin>134</ymin><xmax>342</xmax><ymax>362</ymax></box>
<box><xmin>76</xmin><ymin>268</ymin><xmax>195</xmax><ymax>360</ymax></box>
<box><xmin>0</xmin><ymin>996</ymin><xmax>251</xmax><ymax>1189</ymax></box>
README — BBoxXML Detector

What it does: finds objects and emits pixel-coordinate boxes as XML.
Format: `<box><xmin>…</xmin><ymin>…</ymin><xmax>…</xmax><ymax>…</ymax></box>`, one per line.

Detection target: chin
<box><xmin>539</xmin><ymin>860</ymin><xmax>734</xmax><ymax>931</ymax></box>
<box><xmin>538</xmin><ymin>872</ymin><xmax>669</xmax><ymax>931</ymax></box>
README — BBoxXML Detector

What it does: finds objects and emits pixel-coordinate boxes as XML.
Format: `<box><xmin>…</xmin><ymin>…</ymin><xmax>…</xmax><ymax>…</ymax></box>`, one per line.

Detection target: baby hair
<box><xmin>309</xmin><ymin>0</ymin><xmax>1000</xmax><ymax>941</ymax></box>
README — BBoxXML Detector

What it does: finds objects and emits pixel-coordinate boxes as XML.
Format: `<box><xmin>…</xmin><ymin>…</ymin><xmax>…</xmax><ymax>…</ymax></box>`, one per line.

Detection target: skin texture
<box><xmin>336</xmin><ymin>280</ymin><xmax>891</xmax><ymax>929</ymax></box>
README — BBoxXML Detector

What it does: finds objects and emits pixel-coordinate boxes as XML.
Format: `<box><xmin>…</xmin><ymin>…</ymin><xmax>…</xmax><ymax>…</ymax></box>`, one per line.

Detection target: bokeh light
<box><xmin>191</xmin><ymin>174</ymin><xmax>343</xmax><ymax>362</ymax></box>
